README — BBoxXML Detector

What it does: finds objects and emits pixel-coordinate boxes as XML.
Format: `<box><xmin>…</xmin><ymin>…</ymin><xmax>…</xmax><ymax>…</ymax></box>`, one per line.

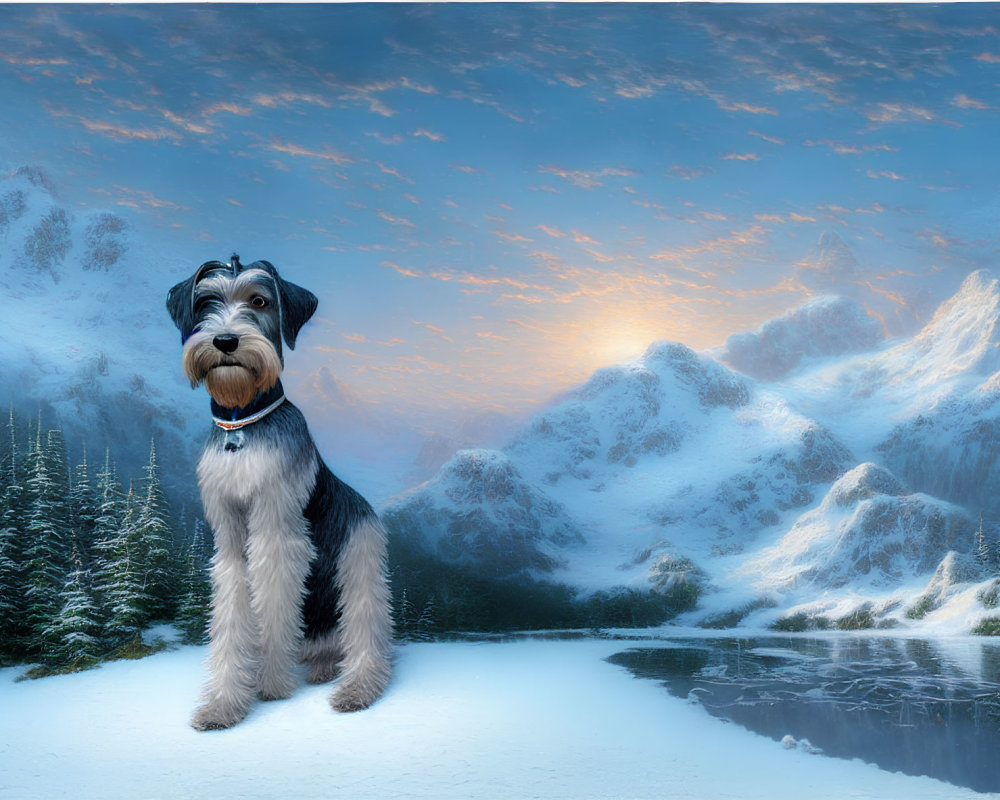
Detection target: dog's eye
<box><xmin>249</xmin><ymin>295</ymin><xmax>269</xmax><ymax>309</ymax></box>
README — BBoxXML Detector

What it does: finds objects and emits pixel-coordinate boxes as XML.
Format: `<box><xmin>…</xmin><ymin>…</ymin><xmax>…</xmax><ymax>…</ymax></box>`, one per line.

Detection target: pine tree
<box><xmin>69</xmin><ymin>445</ymin><xmax>98</xmax><ymax>565</ymax></box>
<box><xmin>976</xmin><ymin>514</ymin><xmax>992</xmax><ymax>568</ymax></box>
<box><xmin>133</xmin><ymin>438</ymin><xmax>175</xmax><ymax>618</ymax></box>
<box><xmin>0</xmin><ymin>409</ymin><xmax>25</xmax><ymax>657</ymax></box>
<box><xmin>20</xmin><ymin>424</ymin><xmax>70</xmax><ymax>657</ymax></box>
<box><xmin>0</xmin><ymin>487</ymin><xmax>22</xmax><ymax>657</ymax></box>
<box><xmin>98</xmin><ymin>483</ymin><xmax>155</xmax><ymax>651</ymax></box>
<box><xmin>175</xmin><ymin>518</ymin><xmax>212</xmax><ymax>645</ymax></box>
<box><xmin>91</xmin><ymin>450</ymin><xmax>127</xmax><ymax>647</ymax></box>
<box><xmin>43</xmin><ymin>551</ymin><xmax>102</xmax><ymax>669</ymax></box>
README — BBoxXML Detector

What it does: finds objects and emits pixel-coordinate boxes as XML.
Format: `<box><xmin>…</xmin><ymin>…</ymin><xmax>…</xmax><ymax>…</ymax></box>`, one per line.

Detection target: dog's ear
<box><xmin>275</xmin><ymin>273</ymin><xmax>318</xmax><ymax>350</ymax></box>
<box><xmin>254</xmin><ymin>260</ymin><xmax>318</xmax><ymax>350</ymax></box>
<box><xmin>166</xmin><ymin>275</ymin><xmax>197</xmax><ymax>341</ymax></box>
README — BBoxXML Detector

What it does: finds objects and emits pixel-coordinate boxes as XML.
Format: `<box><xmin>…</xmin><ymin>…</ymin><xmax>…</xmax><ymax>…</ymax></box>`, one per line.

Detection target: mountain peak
<box><xmin>902</xmin><ymin>268</ymin><xmax>1000</xmax><ymax>381</ymax></box>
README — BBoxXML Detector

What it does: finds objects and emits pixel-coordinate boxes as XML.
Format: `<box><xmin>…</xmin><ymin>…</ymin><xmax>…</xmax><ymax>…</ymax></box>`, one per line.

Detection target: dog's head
<box><xmin>166</xmin><ymin>255</ymin><xmax>318</xmax><ymax>409</ymax></box>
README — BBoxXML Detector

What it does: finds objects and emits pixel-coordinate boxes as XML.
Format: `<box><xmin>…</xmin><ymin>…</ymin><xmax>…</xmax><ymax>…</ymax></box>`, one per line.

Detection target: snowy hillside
<box><xmin>0</xmin><ymin>166</ymin><xmax>201</xmax><ymax>495</ymax></box>
<box><xmin>385</xmin><ymin>272</ymin><xmax>1000</xmax><ymax>634</ymax></box>
<box><xmin>742</xmin><ymin>463</ymin><xmax>973</xmax><ymax>592</ymax></box>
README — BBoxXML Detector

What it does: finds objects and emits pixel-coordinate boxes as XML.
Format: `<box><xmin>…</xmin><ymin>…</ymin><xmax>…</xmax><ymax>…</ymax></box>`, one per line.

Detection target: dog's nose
<box><xmin>213</xmin><ymin>334</ymin><xmax>239</xmax><ymax>354</ymax></box>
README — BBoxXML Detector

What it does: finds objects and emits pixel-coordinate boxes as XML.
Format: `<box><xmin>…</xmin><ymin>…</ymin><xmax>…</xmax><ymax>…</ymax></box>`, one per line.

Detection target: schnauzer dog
<box><xmin>167</xmin><ymin>255</ymin><xmax>392</xmax><ymax>731</ymax></box>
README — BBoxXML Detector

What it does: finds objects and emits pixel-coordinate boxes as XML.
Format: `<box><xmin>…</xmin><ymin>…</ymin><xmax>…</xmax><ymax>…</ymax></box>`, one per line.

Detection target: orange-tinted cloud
<box><xmin>266</xmin><ymin>138</ymin><xmax>353</xmax><ymax>164</ymax></box>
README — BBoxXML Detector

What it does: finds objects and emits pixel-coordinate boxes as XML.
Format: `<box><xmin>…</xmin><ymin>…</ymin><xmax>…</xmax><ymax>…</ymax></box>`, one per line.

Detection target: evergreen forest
<box><xmin>0</xmin><ymin>408</ymin><xmax>211</xmax><ymax>676</ymax></box>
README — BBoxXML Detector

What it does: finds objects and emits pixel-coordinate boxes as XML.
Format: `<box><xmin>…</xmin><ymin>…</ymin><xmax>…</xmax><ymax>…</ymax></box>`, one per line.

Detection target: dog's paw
<box><xmin>330</xmin><ymin>683</ymin><xmax>378</xmax><ymax>713</ymax></box>
<box><xmin>190</xmin><ymin>703</ymin><xmax>247</xmax><ymax>731</ymax></box>
<box><xmin>256</xmin><ymin>672</ymin><xmax>297</xmax><ymax>702</ymax></box>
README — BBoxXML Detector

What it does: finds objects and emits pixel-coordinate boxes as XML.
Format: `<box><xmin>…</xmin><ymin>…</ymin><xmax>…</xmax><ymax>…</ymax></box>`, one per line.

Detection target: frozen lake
<box><xmin>608</xmin><ymin>634</ymin><xmax>1000</xmax><ymax>794</ymax></box>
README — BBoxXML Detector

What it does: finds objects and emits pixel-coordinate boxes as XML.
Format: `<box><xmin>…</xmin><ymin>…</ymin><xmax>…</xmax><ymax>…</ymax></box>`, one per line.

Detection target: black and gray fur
<box><xmin>167</xmin><ymin>256</ymin><xmax>392</xmax><ymax>731</ymax></box>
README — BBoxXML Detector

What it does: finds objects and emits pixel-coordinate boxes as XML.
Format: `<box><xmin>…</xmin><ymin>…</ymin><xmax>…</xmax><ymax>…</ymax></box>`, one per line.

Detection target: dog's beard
<box><xmin>182</xmin><ymin>331</ymin><xmax>283</xmax><ymax>409</ymax></box>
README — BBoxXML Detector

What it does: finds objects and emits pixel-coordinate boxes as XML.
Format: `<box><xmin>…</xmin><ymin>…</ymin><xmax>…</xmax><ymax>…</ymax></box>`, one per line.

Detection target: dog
<box><xmin>167</xmin><ymin>255</ymin><xmax>392</xmax><ymax>731</ymax></box>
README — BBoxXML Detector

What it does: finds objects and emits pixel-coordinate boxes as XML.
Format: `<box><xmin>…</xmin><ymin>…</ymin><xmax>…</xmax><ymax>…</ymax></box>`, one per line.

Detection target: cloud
<box><xmin>494</xmin><ymin>231</ymin><xmax>533</xmax><ymax>243</ymax></box>
<box><xmin>412</xmin><ymin>127</ymin><xmax>447</xmax><ymax>142</ymax></box>
<box><xmin>382</xmin><ymin>261</ymin><xmax>422</xmax><ymax>278</ymax></box>
<box><xmin>864</xmin><ymin>102</ymin><xmax>956</xmax><ymax>126</ymax></box>
<box><xmin>537</xmin><ymin>165</ymin><xmax>636</xmax><ymax>189</ymax></box>
<box><xmin>804</xmin><ymin>139</ymin><xmax>897</xmax><ymax>155</ymax></box>
<box><xmin>555</xmin><ymin>72</ymin><xmax>586</xmax><ymax>88</ymax></box>
<box><xmin>748</xmin><ymin>130</ymin><xmax>785</xmax><ymax>145</ymax></box>
<box><xmin>412</xmin><ymin>320</ymin><xmax>453</xmax><ymax>342</ymax></box>
<box><xmin>866</xmin><ymin>169</ymin><xmax>905</xmax><ymax>181</ymax></box>
<box><xmin>536</xmin><ymin>224</ymin><xmax>566</xmax><ymax>238</ymax></box>
<box><xmin>47</xmin><ymin>104</ymin><xmax>182</xmax><ymax>142</ymax></box>
<box><xmin>952</xmin><ymin>93</ymin><xmax>993</xmax><ymax>110</ymax></box>
<box><xmin>648</xmin><ymin>224</ymin><xmax>767</xmax><ymax>263</ymax></box>
<box><xmin>202</xmin><ymin>101</ymin><xmax>253</xmax><ymax>117</ymax></box>
<box><xmin>265</xmin><ymin>139</ymin><xmax>353</xmax><ymax>164</ymax></box>
<box><xmin>91</xmin><ymin>185</ymin><xmax>190</xmax><ymax>212</ymax></box>
<box><xmin>668</xmin><ymin>165</ymin><xmax>715</xmax><ymax>180</ymax></box>
<box><xmin>0</xmin><ymin>51</ymin><xmax>69</xmax><ymax>67</ymax></box>
<box><xmin>716</xmin><ymin>99</ymin><xmax>779</xmax><ymax>116</ymax></box>
<box><xmin>974</xmin><ymin>52</ymin><xmax>1000</xmax><ymax>63</ymax></box>
<box><xmin>377</xmin><ymin>162</ymin><xmax>415</xmax><ymax>184</ymax></box>
<box><xmin>159</xmin><ymin>109</ymin><xmax>212</xmax><ymax>135</ymax></box>
<box><xmin>253</xmin><ymin>91</ymin><xmax>332</xmax><ymax>109</ymax></box>
<box><xmin>721</xmin><ymin>153</ymin><xmax>761</xmax><ymax>161</ymax></box>
<box><xmin>376</xmin><ymin>209</ymin><xmax>416</xmax><ymax>228</ymax></box>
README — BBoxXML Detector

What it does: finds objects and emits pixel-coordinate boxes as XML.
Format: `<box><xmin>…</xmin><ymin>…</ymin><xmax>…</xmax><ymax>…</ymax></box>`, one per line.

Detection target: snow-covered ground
<box><xmin>0</xmin><ymin>637</ymin><xmax>986</xmax><ymax>800</ymax></box>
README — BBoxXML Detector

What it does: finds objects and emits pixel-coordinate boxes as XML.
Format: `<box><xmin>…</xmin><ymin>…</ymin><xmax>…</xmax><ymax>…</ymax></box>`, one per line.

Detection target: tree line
<box><xmin>0</xmin><ymin>409</ymin><xmax>211</xmax><ymax>674</ymax></box>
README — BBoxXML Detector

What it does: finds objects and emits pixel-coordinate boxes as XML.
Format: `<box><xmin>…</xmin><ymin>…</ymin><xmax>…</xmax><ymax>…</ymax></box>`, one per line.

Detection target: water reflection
<box><xmin>608</xmin><ymin>635</ymin><xmax>1000</xmax><ymax>794</ymax></box>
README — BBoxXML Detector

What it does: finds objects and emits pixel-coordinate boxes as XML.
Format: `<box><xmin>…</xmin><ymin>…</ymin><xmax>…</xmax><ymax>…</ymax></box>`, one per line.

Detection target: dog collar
<box><xmin>213</xmin><ymin>395</ymin><xmax>286</xmax><ymax>431</ymax></box>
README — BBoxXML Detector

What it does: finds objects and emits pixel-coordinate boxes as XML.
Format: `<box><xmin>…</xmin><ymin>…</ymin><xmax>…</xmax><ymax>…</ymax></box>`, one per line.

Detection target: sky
<box><xmin>1</xmin><ymin>2</ymin><xmax>1000</xmax><ymax>428</ymax></box>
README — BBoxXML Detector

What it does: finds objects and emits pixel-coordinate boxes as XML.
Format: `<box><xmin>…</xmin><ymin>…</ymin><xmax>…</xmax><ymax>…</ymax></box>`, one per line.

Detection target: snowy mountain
<box><xmin>382</xmin><ymin>449</ymin><xmax>585</xmax><ymax>577</ymax></box>
<box><xmin>742</xmin><ymin>463</ymin><xmax>973</xmax><ymax>592</ymax></box>
<box><xmin>0</xmin><ymin>166</ymin><xmax>201</xmax><ymax>496</ymax></box>
<box><xmin>385</xmin><ymin>271</ymin><xmax>1000</xmax><ymax>633</ymax></box>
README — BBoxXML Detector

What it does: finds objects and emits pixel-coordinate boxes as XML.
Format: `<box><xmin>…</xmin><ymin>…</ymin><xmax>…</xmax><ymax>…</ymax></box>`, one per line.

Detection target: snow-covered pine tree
<box><xmin>91</xmin><ymin>450</ymin><xmax>127</xmax><ymax>646</ymax></box>
<box><xmin>175</xmin><ymin>518</ymin><xmax>212</xmax><ymax>644</ymax></box>
<box><xmin>0</xmin><ymin>486</ymin><xmax>23</xmax><ymax>658</ymax></box>
<box><xmin>20</xmin><ymin>423</ymin><xmax>71</xmax><ymax>658</ymax></box>
<box><xmin>976</xmin><ymin>514</ymin><xmax>993</xmax><ymax>568</ymax></box>
<box><xmin>43</xmin><ymin>550</ymin><xmax>102</xmax><ymax>669</ymax></box>
<box><xmin>0</xmin><ymin>408</ymin><xmax>26</xmax><ymax>657</ymax></box>
<box><xmin>98</xmin><ymin>482</ymin><xmax>155</xmax><ymax>651</ymax></box>
<box><xmin>68</xmin><ymin>445</ymin><xmax>98</xmax><ymax>566</ymax></box>
<box><xmin>133</xmin><ymin>438</ymin><xmax>176</xmax><ymax>618</ymax></box>
<box><xmin>43</xmin><ymin>426</ymin><xmax>73</xmax><ymax>541</ymax></box>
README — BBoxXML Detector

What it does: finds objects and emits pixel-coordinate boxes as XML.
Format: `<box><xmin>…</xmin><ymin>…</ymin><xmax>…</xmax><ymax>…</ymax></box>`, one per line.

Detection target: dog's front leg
<box><xmin>247</xmin><ymin>497</ymin><xmax>315</xmax><ymax>701</ymax></box>
<box><xmin>192</xmin><ymin>499</ymin><xmax>258</xmax><ymax>731</ymax></box>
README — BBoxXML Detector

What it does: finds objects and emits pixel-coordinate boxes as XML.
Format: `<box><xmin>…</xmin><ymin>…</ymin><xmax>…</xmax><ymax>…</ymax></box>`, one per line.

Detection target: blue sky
<box><xmin>2</xmin><ymin>3</ymin><xmax>999</xmax><ymax>424</ymax></box>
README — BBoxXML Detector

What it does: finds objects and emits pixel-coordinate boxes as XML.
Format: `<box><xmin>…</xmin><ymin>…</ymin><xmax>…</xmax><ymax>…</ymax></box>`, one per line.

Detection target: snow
<box><xmin>0</xmin><ymin>637</ymin><xmax>983</xmax><ymax>800</ymax></box>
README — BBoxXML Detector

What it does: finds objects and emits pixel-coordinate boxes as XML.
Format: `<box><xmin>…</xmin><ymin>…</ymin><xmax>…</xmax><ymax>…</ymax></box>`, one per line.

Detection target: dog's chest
<box><xmin>197</xmin><ymin>434</ymin><xmax>316</xmax><ymax>507</ymax></box>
